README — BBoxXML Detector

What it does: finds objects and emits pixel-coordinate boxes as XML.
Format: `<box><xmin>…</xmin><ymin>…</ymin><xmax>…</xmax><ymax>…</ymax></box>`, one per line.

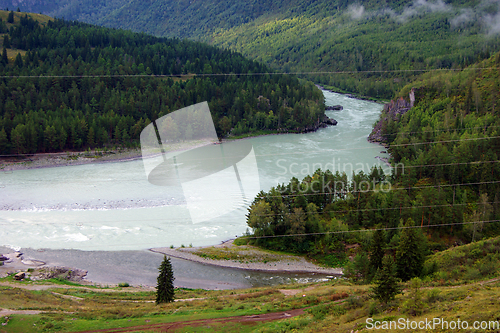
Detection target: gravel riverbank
<box><xmin>0</xmin><ymin>148</ymin><xmax>144</xmax><ymax>172</ymax></box>
<box><xmin>151</xmin><ymin>240</ymin><xmax>343</xmax><ymax>275</ymax></box>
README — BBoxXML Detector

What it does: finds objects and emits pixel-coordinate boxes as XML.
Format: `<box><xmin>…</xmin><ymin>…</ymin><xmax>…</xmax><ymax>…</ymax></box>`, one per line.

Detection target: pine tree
<box><xmin>7</xmin><ymin>11</ymin><xmax>14</xmax><ymax>23</ymax></box>
<box><xmin>156</xmin><ymin>255</ymin><xmax>175</xmax><ymax>304</ymax></box>
<box><xmin>396</xmin><ymin>218</ymin><xmax>426</xmax><ymax>281</ymax></box>
<box><xmin>370</xmin><ymin>254</ymin><xmax>402</xmax><ymax>305</ymax></box>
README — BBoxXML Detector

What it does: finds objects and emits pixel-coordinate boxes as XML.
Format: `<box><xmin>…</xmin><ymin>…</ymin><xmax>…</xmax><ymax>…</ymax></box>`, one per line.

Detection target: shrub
<box><xmin>402</xmin><ymin>277</ymin><xmax>426</xmax><ymax>316</ymax></box>
<box><xmin>426</xmin><ymin>289</ymin><xmax>442</xmax><ymax>303</ymax></box>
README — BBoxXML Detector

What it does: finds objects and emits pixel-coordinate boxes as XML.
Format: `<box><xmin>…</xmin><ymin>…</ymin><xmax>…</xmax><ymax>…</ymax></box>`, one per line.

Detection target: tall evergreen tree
<box><xmin>7</xmin><ymin>10</ymin><xmax>14</xmax><ymax>23</ymax></box>
<box><xmin>14</xmin><ymin>53</ymin><xmax>23</xmax><ymax>68</ymax></box>
<box><xmin>396</xmin><ymin>218</ymin><xmax>426</xmax><ymax>281</ymax></box>
<box><xmin>370</xmin><ymin>254</ymin><xmax>402</xmax><ymax>305</ymax></box>
<box><xmin>3</xmin><ymin>35</ymin><xmax>10</xmax><ymax>48</ymax></box>
<box><xmin>156</xmin><ymin>255</ymin><xmax>175</xmax><ymax>304</ymax></box>
<box><xmin>369</xmin><ymin>228</ymin><xmax>386</xmax><ymax>279</ymax></box>
<box><xmin>2</xmin><ymin>47</ymin><xmax>8</xmax><ymax>65</ymax></box>
<box><xmin>0</xmin><ymin>127</ymin><xmax>9</xmax><ymax>154</ymax></box>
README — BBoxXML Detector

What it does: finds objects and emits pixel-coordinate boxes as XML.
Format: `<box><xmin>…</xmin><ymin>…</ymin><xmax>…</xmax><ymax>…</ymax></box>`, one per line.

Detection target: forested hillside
<box><xmin>3</xmin><ymin>0</ymin><xmax>500</xmax><ymax>99</ymax></box>
<box><xmin>0</xmin><ymin>11</ymin><xmax>324</xmax><ymax>155</ymax></box>
<box><xmin>244</xmin><ymin>51</ymin><xmax>500</xmax><ymax>278</ymax></box>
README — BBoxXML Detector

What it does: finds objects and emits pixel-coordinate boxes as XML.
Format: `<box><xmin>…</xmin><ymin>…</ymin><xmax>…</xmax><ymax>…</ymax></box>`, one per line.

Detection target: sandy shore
<box><xmin>0</xmin><ymin>148</ymin><xmax>145</xmax><ymax>172</ymax></box>
<box><xmin>151</xmin><ymin>240</ymin><xmax>343</xmax><ymax>275</ymax></box>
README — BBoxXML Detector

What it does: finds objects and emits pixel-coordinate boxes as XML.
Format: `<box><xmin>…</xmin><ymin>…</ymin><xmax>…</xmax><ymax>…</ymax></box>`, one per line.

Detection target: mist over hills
<box><xmin>2</xmin><ymin>0</ymin><xmax>500</xmax><ymax>98</ymax></box>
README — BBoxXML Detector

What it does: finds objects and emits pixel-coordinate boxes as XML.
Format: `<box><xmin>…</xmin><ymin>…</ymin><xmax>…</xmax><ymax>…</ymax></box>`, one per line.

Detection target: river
<box><xmin>0</xmin><ymin>89</ymin><xmax>387</xmax><ymax>288</ymax></box>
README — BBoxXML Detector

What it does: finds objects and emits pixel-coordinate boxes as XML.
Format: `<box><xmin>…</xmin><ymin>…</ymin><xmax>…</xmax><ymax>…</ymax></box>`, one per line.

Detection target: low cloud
<box><xmin>414</xmin><ymin>0</ymin><xmax>451</xmax><ymax>12</ymax></box>
<box><xmin>483</xmin><ymin>11</ymin><xmax>500</xmax><ymax>35</ymax></box>
<box><xmin>450</xmin><ymin>8</ymin><xmax>475</xmax><ymax>27</ymax></box>
<box><xmin>398</xmin><ymin>0</ymin><xmax>451</xmax><ymax>22</ymax></box>
<box><xmin>347</xmin><ymin>4</ymin><xmax>365</xmax><ymax>20</ymax></box>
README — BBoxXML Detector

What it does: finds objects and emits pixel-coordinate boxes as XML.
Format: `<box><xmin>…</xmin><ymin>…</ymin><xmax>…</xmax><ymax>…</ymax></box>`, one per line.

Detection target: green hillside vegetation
<box><xmin>210</xmin><ymin>1</ymin><xmax>500</xmax><ymax>99</ymax></box>
<box><xmin>0</xmin><ymin>12</ymin><xmax>325</xmax><ymax>155</ymax></box>
<box><xmin>5</xmin><ymin>0</ymin><xmax>500</xmax><ymax>99</ymax></box>
<box><xmin>423</xmin><ymin>235</ymin><xmax>500</xmax><ymax>284</ymax></box>
<box><xmin>243</xmin><ymin>51</ymin><xmax>500</xmax><ymax>279</ymax></box>
<box><xmin>1</xmin><ymin>237</ymin><xmax>500</xmax><ymax>332</ymax></box>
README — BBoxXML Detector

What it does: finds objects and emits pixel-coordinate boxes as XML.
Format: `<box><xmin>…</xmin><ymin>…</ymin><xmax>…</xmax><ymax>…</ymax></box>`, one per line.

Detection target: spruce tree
<box><xmin>0</xmin><ymin>127</ymin><xmax>9</xmax><ymax>154</ymax></box>
<box><xmin>3</xmin><ymin>35</ymin><xmax>10</xmax><ymax>49</ymax></box>
<box><xmin>14</xmin><ymin>53</ymin><xmax>23</xmax><ymax>68</ymax></box>
<box><xmin>2</xmin><ymin>47</ymin><xmax>8</xmax><ymax>65</ymax></box>
<box><xmin>396</xmin><ymin>218</ymin><xmax>426</xmax><ymax>281</ymax></box>
<box><xmin>7</xmin><ymin>11</ymin><xmax>14</xmax><ymax>23</ymax></box>
<box><xmin>371</xmin><ymin>254</ymin><xmax>402</xmax><ymax>305</ymax></box>
<box><xmin>369</xmin><ymin>228</ymin><xmax>386</xmax><ymax>280</ymax></box>
<box><xmin>156</xmin><ymin>255</ymin><xmax>175</xmax><ymax>304</ymax></box>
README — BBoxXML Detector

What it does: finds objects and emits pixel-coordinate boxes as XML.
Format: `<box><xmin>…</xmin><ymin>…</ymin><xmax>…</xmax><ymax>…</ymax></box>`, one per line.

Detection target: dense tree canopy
<box><xmin>245</xmin><ymin>51</ymin><xmax>500</xmax><ymax>267</ymax></box>
<box><xmin>0</xmin><ymin>14</ymin><xmax>325</xmax><ymax>155</ymax></box>
<box><xmin>4</xmin><ymin>1</ymin><xmax>500</xmax><ymax>99</ymax></box>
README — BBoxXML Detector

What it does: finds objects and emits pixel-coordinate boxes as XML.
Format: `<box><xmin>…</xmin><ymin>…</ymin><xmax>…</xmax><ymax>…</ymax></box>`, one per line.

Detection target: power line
<box><xmin>401</xmin><ymin>160</ymin><xmax>500</xmax><ymax>169</ymax></box>
<box><xmin>376</xmin><ymin>124</ymin><xmax>500</xmax><ymax>138</ymax></box>
<box><xmin>260</xmin><ymin>180</ymin><xmax>500</xmax><ymax>198</ymax></box>
<box><xmin>388</xmin><ymin>135</ymin><xmax>500</xmax><ymax>147</ymax></box>
<box><xmin>245</xmin><ymin>201</ymin><xmax>499</xmax><ymax>218</ymax></box>
<box><xmin>244</xmin><ymin>219</ymin><xmax>500</xmax><ymax>240</ymax></box>
<box><xmin>1</xmin><ymin>216</ymin><xmax>498</xmax><ymax>247</ymax></box>
<box><xmin>1</xmin><ymin>160</ymin><xmax>498</xmax><ymax>185</ymax></box>
<box><xmin>1</xmin><ymin>133</ymin><xmax>499</xmax><ymax>159</ymax></box>
<box><xmin>0</xmin><ymin>67</ymin><xmax>498</xmax><ymax>79</ymax></box>
<box><xmin>0</xmin><ymin>199</ymin><xmax>496</xmax><ymax>227</ymax></box>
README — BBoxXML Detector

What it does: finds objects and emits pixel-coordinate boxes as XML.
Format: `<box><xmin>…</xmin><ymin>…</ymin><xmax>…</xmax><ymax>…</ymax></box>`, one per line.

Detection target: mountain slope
<box><xmin>2</xmin><ymin>0</ymin><xmax>500</xmax><ymax>98</ymax></box>
<box><xmin>0</xmin><ymin>12</ymin><xmax>325</xmax><ymax>155</ymax></box>
<box><xmin>244</xmin><ymin>50</ymin><xmax>500</xmax><ymax>266</ymax></box>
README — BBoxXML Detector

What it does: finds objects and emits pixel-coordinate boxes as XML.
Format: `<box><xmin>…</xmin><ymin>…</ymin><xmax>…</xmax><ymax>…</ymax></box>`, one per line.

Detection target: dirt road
<box><xmin>74</xmin><ymin>309</ymin><xmax>305</xmax><ymax>332</ymax></box>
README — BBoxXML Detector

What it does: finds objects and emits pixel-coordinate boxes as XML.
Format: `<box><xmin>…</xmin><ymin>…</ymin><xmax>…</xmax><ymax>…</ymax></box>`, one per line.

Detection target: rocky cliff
<box><xmin>368</xmin><ymin>88</ymin><xmax>415</xmax><ymax>143</ymax></box>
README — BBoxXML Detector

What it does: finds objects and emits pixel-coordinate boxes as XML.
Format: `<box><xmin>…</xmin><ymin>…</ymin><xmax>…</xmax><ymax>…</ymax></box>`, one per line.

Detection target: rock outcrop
<box><xmin>368</xmin><ymin>88</ymin><xmax>415</xmax><ymax>143</ymax></box>
<box><xmin>326</xmin><ymin>105</ymin><xmax>343</xmax><ymax>111</ymax></box>
<box><xmin>286</xmin><ymin>114</ymin><xmax>337</xmax><ymax>134</ymax></box>
<box><xmin>322</xmin><ymin>115</ymin><xmax>338</xmax><ymax>126</ymax></box>
<box><xmin>30</xmin><ymin>266</ymin><xmax>88</xmax><ymax>282</ymax></box>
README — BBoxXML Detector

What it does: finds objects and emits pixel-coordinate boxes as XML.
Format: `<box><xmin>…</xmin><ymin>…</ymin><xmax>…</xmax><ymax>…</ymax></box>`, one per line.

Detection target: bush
<box><xmin>345</xmin><ymin>295</ymin><xmax>364</xmax><ymax>309</ymax></box>
<box><xmin>426</xmin><ymin>289</ymin><xmax>442</xmax><ymax>303</ymax></box>
<box><xmin>402</xmin><ymin>277</ymin><xmax>426</xmax><ymax>316</ymax></box>
<box><xmin>118</xmin><ymin>282</ymin><xmax>130</xmax><ymax>287</ymax></box>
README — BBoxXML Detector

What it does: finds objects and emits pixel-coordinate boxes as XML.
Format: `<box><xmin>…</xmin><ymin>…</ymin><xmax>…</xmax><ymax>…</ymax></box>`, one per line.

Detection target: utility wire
<box><xmin>0</xmin><ymin>199</ymin><xmax>496</xmax><ymax>227</ymax></box>
<box><xmin>257</xmin><ymin>180</ymin><xmax>500</xmax><ymax>198</ymax></box>
<box><xmin>1</xmin><ymin>159</ymin><xmax>499</xmax><ymax>181</ymax></box>
<box><xmin>389</xmin><ymin>135</ymin><xmax>500</xmax><ymax>147</ymax></box>
<box><xmin>243</xmin><ymin>219</ymin><xmax>500</xmax><ymax>239</ymax></box>
<box><xmin>0</xmin><ymin>67</ymin><xmax>498</xmax><ymax>79</ymax></box>
<box><xmin>11</xmin><ymin>218</ymin><xmax>495</xmax><ymax>249</ymax></box>
<box><xmin>1</xmin><ymin>133</ymin><xmax>499</xmax><ymax>159</ymax></box>
<box><xmin>376</xmin><ymin>124</ymin><xmax>500</xmax><ymax>138</ymax></box>
<box><xmin>248</xmin><ymin>202</ymin><xmax>498</xmax><ymax>218</ymax></box>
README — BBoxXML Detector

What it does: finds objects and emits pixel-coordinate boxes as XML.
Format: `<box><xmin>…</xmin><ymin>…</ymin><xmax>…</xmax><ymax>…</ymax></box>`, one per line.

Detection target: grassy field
<box><xmin>187</xmin><ymin>241</ymin><xmax>301</xmax><ymax>264</ymax></box>
<box><xmin>1</xmin><ymin>275</ymin><xmax>499</xmax><ymax>332</ymax></box>
<box><xmin>1</xmin><ymin>238</ymin><xmax>500</xmax><ymax>332</ymax></box>
<box><xmin>0</xmin><ymin>10</ymin><xmax>53</xmax><ymax>27</ymax></box>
